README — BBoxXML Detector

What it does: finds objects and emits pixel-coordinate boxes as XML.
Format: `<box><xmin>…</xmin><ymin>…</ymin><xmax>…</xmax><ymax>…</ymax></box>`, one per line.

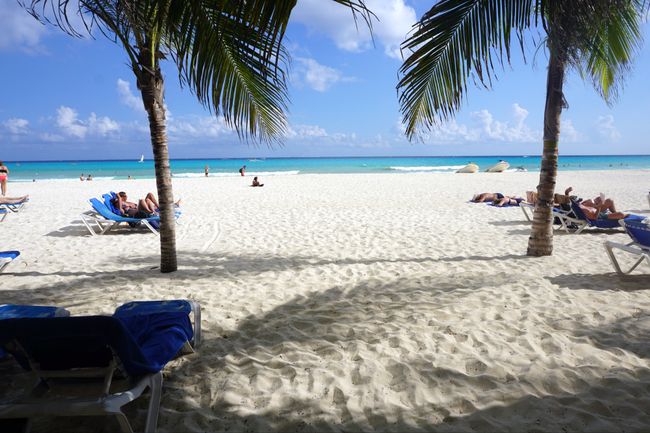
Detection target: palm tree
<box><xmin>398</xmin><ymin>0</ymin><xmax>644</xmax><ymax>256</ymax></box>
<box><xmin>23</xmin><ymin>0</ymin><xmax>372</xmax><ymax>272</ymax></box>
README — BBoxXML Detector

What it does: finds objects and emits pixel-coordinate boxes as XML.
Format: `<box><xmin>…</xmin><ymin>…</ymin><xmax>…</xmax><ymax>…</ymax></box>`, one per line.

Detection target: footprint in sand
<box><xmin>465</xmin><ymin>359</ymin><xmax>488</xmax><ymax>375</ymax></box>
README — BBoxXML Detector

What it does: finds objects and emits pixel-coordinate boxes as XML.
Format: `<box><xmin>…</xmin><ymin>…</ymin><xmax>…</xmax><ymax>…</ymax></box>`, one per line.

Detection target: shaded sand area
<box><xmin>2</xmin><ymin>170</ymin><xmax>650</xmax><ymax>432</ymax></box>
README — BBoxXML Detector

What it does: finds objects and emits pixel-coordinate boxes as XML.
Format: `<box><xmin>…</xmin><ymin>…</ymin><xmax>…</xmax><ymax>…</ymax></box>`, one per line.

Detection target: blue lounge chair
<box><xmin>80</xmin><ymin>198</ymin><xmax>160</xmax><ymax>236</ymax></box>
<box><xmin>605</xmin><ymin>219</ymin><xmax>650</xmax><ymax>274</ymax></box>
<box><xmin>0</xmin><ymin>304</ymin><xmax>70</xmax><ymax>358</ymax></box>
<box><xmin>0</xmin><ymin>208</ymin><xmax>7</xmax><ymax>222</ymax></box>
<box><xmin>555</xmin><ymin>200</ymin><xmax>644</xmax><ymax>234</ymax></box>
<box><xmin>0</xmin><ymin>300</ymin><xmax>201</xmax><ymax>433</ymax></box>
<box><xmin>0</xmin><ymin>251</ymin><xmax>20</xmax><ymax>273</ymax></box>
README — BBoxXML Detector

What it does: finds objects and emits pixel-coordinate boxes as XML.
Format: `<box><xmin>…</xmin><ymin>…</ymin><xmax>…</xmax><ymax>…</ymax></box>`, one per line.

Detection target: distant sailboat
<box><xmin>138</xmin><ymin>154</ymin><xmax>144</xmax><ymax>163</ymax></box>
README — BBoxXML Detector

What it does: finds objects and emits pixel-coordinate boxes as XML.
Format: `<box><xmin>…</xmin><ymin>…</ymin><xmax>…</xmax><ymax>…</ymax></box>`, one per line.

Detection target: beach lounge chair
<box><xmin>605</xmin><ymin>219</ymin><xmax>650</xmax><ymax>274</ymax></box>
<box><xmin>0</xmin><ymin>251</ymin><xmax>20</xmax><ymax>273</ymax></box>
<box><xmin>0</xmin><ymin>304</ymin><xmax>70</xmax><ymax>359</ymax></box>
<box><xmin>0</xmin><ymin>208</ymin><xmax>7</xmax><ymax>222</ymax></box>
<box><xmin>554</xmin><ymin>200</ymin><xmax>640</xmax><ymax>234</ymax></box>
<box><xmin>0</xmin><ymin>299</ymin><xmax>201</xmax><ymax>433</ymax></box>
<box><xmin>0</xmin><ymin>197</ymin><xmax>28</xmax><ymax>213</ymax></box>
<box><xmin>80</xmin><ymin>197</ymin><xmax>160</xmax><ymax>236</ymax></box>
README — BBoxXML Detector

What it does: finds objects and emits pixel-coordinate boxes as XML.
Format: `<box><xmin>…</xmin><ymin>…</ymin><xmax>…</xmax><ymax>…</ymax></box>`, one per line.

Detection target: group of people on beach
<box><xmin>471</xmin><ymin>186</ymin><xmax>629</xmax><ymax>220</ymax></box>
<box><xmin>203</xmin><ymin>164</ymin><xmax>264</xmax><ymax>187</ymax></box>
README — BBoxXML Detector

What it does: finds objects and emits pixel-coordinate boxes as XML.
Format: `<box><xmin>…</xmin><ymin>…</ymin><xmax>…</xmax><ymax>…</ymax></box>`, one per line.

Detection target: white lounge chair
<box><xmin>605</xmin><ymin>219</ymin><xmax>650</xmax><ymax>275</ymax></box>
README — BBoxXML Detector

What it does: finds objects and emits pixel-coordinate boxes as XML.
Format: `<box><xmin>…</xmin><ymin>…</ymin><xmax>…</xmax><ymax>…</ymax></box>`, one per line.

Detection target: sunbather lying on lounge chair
<box><xmin>112</xmin><ymin>192</ymin><xmax>181</xmax><ymax>218</ymax></box>
<box><xmin>578</xmin><ymin>196</ymin><xmax>628</xmax><ymax>220</ymax></box>
<box><xmin>471</xmin><ymin>192</ymin><xmax>504</xmax><ymax>202</ymax></box>
<box><xmin>494</xmin><ymin>196</ymin><xmax>524</xmax><ymax>207</ymax></box>
<box><xmin>0</xmin><ymin>195</ymin><xmax>29</xmax><ymax>205</ymax></box>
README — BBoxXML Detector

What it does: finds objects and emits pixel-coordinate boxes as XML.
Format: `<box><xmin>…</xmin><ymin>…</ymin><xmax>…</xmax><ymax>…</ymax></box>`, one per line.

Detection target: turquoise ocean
<box><xmin>5</xmin><ymin>155</ymin><xmax>650</xmax><ymax>182</ymax></box>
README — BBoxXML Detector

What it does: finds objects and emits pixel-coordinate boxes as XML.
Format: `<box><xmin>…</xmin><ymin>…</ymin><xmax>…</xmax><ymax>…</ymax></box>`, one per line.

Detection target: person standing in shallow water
<box><xmin>204</xmin><ymin>165</ymin><xmax>209</xmax><ymax>177</ymax></box>
<box><xmin>239</xmin><ymin>165</ymin><xmax>246</xmax><ymax>176</ymax></box>
<box><xmin>0</xmin><ymin>161</ymin><xmax>9</xmax><ymax>195</ymax></box>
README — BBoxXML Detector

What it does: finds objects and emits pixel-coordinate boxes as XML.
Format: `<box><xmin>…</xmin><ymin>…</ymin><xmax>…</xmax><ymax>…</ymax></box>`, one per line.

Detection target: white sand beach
<box><xmin>2</xmin><ymin>170</ymin><xmax>650</xmax><ymax>432</ymax></box>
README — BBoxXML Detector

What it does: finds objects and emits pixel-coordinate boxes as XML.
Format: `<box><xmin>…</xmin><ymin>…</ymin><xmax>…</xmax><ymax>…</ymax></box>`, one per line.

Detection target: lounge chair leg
<box><xmin>144</xmin><ymin>372</ymin><xmax>163</xmax><ymax>433</ymax></box>
<box><xmin>141</xmin><ymin>220</ymin><xmax>159</xmax><ymax>235</ymax></box>
<box><xmin>80</xmin><ymin>214</ymin><xmax>99</xmax><ymax>236</ymax></box>
<box><xmin>114</xmin><ymin>412</ymin><xmax>134</xmax><ymax>433</ymax></box>
<box><xmin>605</xmin><ymin>242</ymin><xmax>648</xmax><ymax>275</ymax></box>
<box><xmin>189</xmin><ymin>301</ymin><xmax>202</xmax><ymax>346</ymax></box>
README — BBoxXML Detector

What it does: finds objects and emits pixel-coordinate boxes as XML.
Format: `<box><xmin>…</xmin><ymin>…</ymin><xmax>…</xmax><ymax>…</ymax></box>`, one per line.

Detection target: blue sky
<box><xmin>1</xmin><ymin>0</ymin><xmax>649</xmax><ymax>161</ymax></box>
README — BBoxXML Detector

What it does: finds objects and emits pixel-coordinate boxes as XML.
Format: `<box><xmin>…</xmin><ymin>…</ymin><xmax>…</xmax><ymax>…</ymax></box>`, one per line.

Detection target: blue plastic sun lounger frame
<box><xmin>0</xmin><ymin>300</ymin><xmax>201</xmax><ymax>433</ymax></box>
<box><xmin>605</xmin><ymin>219</ymin><xmax>650</xmax><ymax>274</ymax></box>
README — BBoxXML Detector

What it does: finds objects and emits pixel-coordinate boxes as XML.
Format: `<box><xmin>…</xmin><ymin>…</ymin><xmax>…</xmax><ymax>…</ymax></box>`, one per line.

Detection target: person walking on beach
<box><xmin>0</xmin><ymin>161</ymin><xmax>9</xmax><ymax>195</ymax></box>
<box><xmin>204</xmin><ymin>165</ymin><xmax>209</xmax><ymax>177</ymax></box>
<box><xmin>239</xmin><ymin>165</ymin><xmax>246</xmax><ymax>176</ymax></box>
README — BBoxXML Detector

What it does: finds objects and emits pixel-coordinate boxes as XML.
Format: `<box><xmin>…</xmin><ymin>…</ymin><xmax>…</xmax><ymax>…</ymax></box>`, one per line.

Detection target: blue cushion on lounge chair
<box><xmin>0</xmin><ymin>251</ymin><xmax>20</xmax><ymax>261</ymax></box>
<box><xmin>0</xmin><ymin>304</ymin><xmax>67</xmax><ymax>319</ymax></box>
<box><xmin>102</xmin><ymin>192</ymin><xmax>121</xmax><ymax>215</ymax></box>
<box><xmin>624</xmin><ymin>219</ymin><xmax>650</xmax><ymax>248</ymax></box>
<box><xmin>570</xmin><ymin>201</ymin><xmax>644</xmax><ymax>229</ymax></box>
<box><xmin>0</xmin><ymin>304</ymin><xmax>69</xmax><ymax>358</ymax></box>
<box><xmin>89</xmin><ymin>198</ymin><xmax>159</xmax><ymax>225</ymax></box>
<box><xmin>0</xmin><ymin>312</ymin><xmax>192</xmax><ymax>378</ymax></box>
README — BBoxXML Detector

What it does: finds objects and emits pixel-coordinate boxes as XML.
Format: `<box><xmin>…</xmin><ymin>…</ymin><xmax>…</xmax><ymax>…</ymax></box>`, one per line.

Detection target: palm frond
<box><xmin>580</xmin><ymin>1</ymin><xmax>642</xmax><ymax>103</ymax></box>
<box><xmin>397</xmin><ymin>0</ymin><xmax>537</xmax><ymax>141</ymax></box>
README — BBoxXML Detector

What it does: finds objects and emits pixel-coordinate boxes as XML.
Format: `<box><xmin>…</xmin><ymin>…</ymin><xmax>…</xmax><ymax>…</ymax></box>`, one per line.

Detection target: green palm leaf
<box><xmin>397</xmin><ymin>0</ymin><xmax>535</xmax><ymax>141</ymax></box>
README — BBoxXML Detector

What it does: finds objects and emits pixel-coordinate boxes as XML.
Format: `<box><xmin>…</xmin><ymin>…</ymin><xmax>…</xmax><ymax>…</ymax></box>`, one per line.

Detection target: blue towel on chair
<box><xmin>0</xmin><ymin>312</ymin><xmax>193</xmax><ymax>378</ymax></box>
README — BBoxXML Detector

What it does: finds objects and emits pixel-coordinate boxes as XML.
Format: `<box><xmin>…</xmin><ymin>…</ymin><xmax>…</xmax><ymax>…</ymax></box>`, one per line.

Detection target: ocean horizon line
<box><xmin>7</xmin><ymin>153</ymin><xmax>650</xmax><ymax>163</ymax></box>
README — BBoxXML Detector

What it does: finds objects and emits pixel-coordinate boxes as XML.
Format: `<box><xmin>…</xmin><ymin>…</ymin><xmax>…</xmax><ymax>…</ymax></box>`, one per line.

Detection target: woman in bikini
<box><xmin>0</xmin><ymin>161</ymin><xmax>9</xmax><ymax>196</ymax></box>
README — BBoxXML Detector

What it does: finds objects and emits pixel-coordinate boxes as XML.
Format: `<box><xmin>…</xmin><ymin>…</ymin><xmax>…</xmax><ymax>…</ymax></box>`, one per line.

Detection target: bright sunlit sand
<box><xmin>2</xmin><ymin>170</ymin><xmax>650</xmax><ymax>432</ymax></box>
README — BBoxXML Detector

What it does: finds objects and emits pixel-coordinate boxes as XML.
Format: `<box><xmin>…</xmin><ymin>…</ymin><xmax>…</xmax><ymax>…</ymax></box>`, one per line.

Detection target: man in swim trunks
<box><xmin>578</xmin><ymin>196</ymin><xmax>628</xmax><ymax>220</ymax></box>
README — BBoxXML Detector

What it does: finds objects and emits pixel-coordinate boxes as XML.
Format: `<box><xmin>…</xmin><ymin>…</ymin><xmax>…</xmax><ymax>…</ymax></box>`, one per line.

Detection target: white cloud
<box><xmin>40</xmin><ymin>132</ymin><xmax>64</xmax><ymax>142</ymax></box>
<box><xmin>168</xmin><ymin>115</ymin><xmax>233</xmax><ymax>139</ymax></box>
<box><xmin>291</xmin><ymin>0</ymin><xmax>416</xmax><ymax>59</ymax></box>
<box><xmin>3</xmin><ymin>118</ymin><xmax>29</xmax><ymax>134</ymax></box>
<box><xmin>396</xmin><ymin>103</ymin><xmax>540</xmax><ymax>144</ymax></box>
<box><xmin>295</xmin><ymin>58</ymin><xmax>351</xmax><ymax>92</ymax></box>
<box><xmin>117</xmin><ymin>79</ymin><xmax>145</xmax><ymax>113</ymax></box>
<box><xmin>0</xmin><ymin>0</ymin><xmax>48</xmax><ymax>52</ymax></box>
<box><xmin>471</xmin><ymin>103</ymin><xmax>537</xmax><ymax>142</ymax></box>
<box><xmin>561</xmin><ymin>119</ymin><xmax>582</xmax><ymax>143</ymax></box>
<box><xmin>56</xmin><ymin>106</ymin><xmax>87</xmax><ymax>138</ymax></box>
<box><xmin>285</xmin><ymin>124</ymin><xmax>328</xmax><ymax>139</ymax></box>
<box><xmin>596</xmin><ymin>114</ymin><xmax>620</xmax><ymax>141</ymax></box>
<box><xmin>55</xmin><ymin>106</ymin><xmax>119</xmax><ymax>138</ymax></box>
<box><xmin>88</xmin><ymin>113</ymin><xmax>120</xmax><ymax>135</ymax></box>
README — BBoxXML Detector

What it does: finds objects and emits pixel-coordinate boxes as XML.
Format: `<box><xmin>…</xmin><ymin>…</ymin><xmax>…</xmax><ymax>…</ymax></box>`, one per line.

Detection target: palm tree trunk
<box><xmin>527</xmin><ymin>46</ymin><xmax>565</xmax><ymax>257</ymax></box>
<box><xmin>137</xmin><ymin>52</ymin><xmax>178</xmax><ymax>273</ymax></box>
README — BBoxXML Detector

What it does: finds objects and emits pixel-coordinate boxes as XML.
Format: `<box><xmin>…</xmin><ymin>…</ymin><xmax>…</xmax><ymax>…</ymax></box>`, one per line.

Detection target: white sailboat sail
<box><xmin>138</xmin><ymin>154</ymin><xmax>144</xmax><ymax>163</ymax></box>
